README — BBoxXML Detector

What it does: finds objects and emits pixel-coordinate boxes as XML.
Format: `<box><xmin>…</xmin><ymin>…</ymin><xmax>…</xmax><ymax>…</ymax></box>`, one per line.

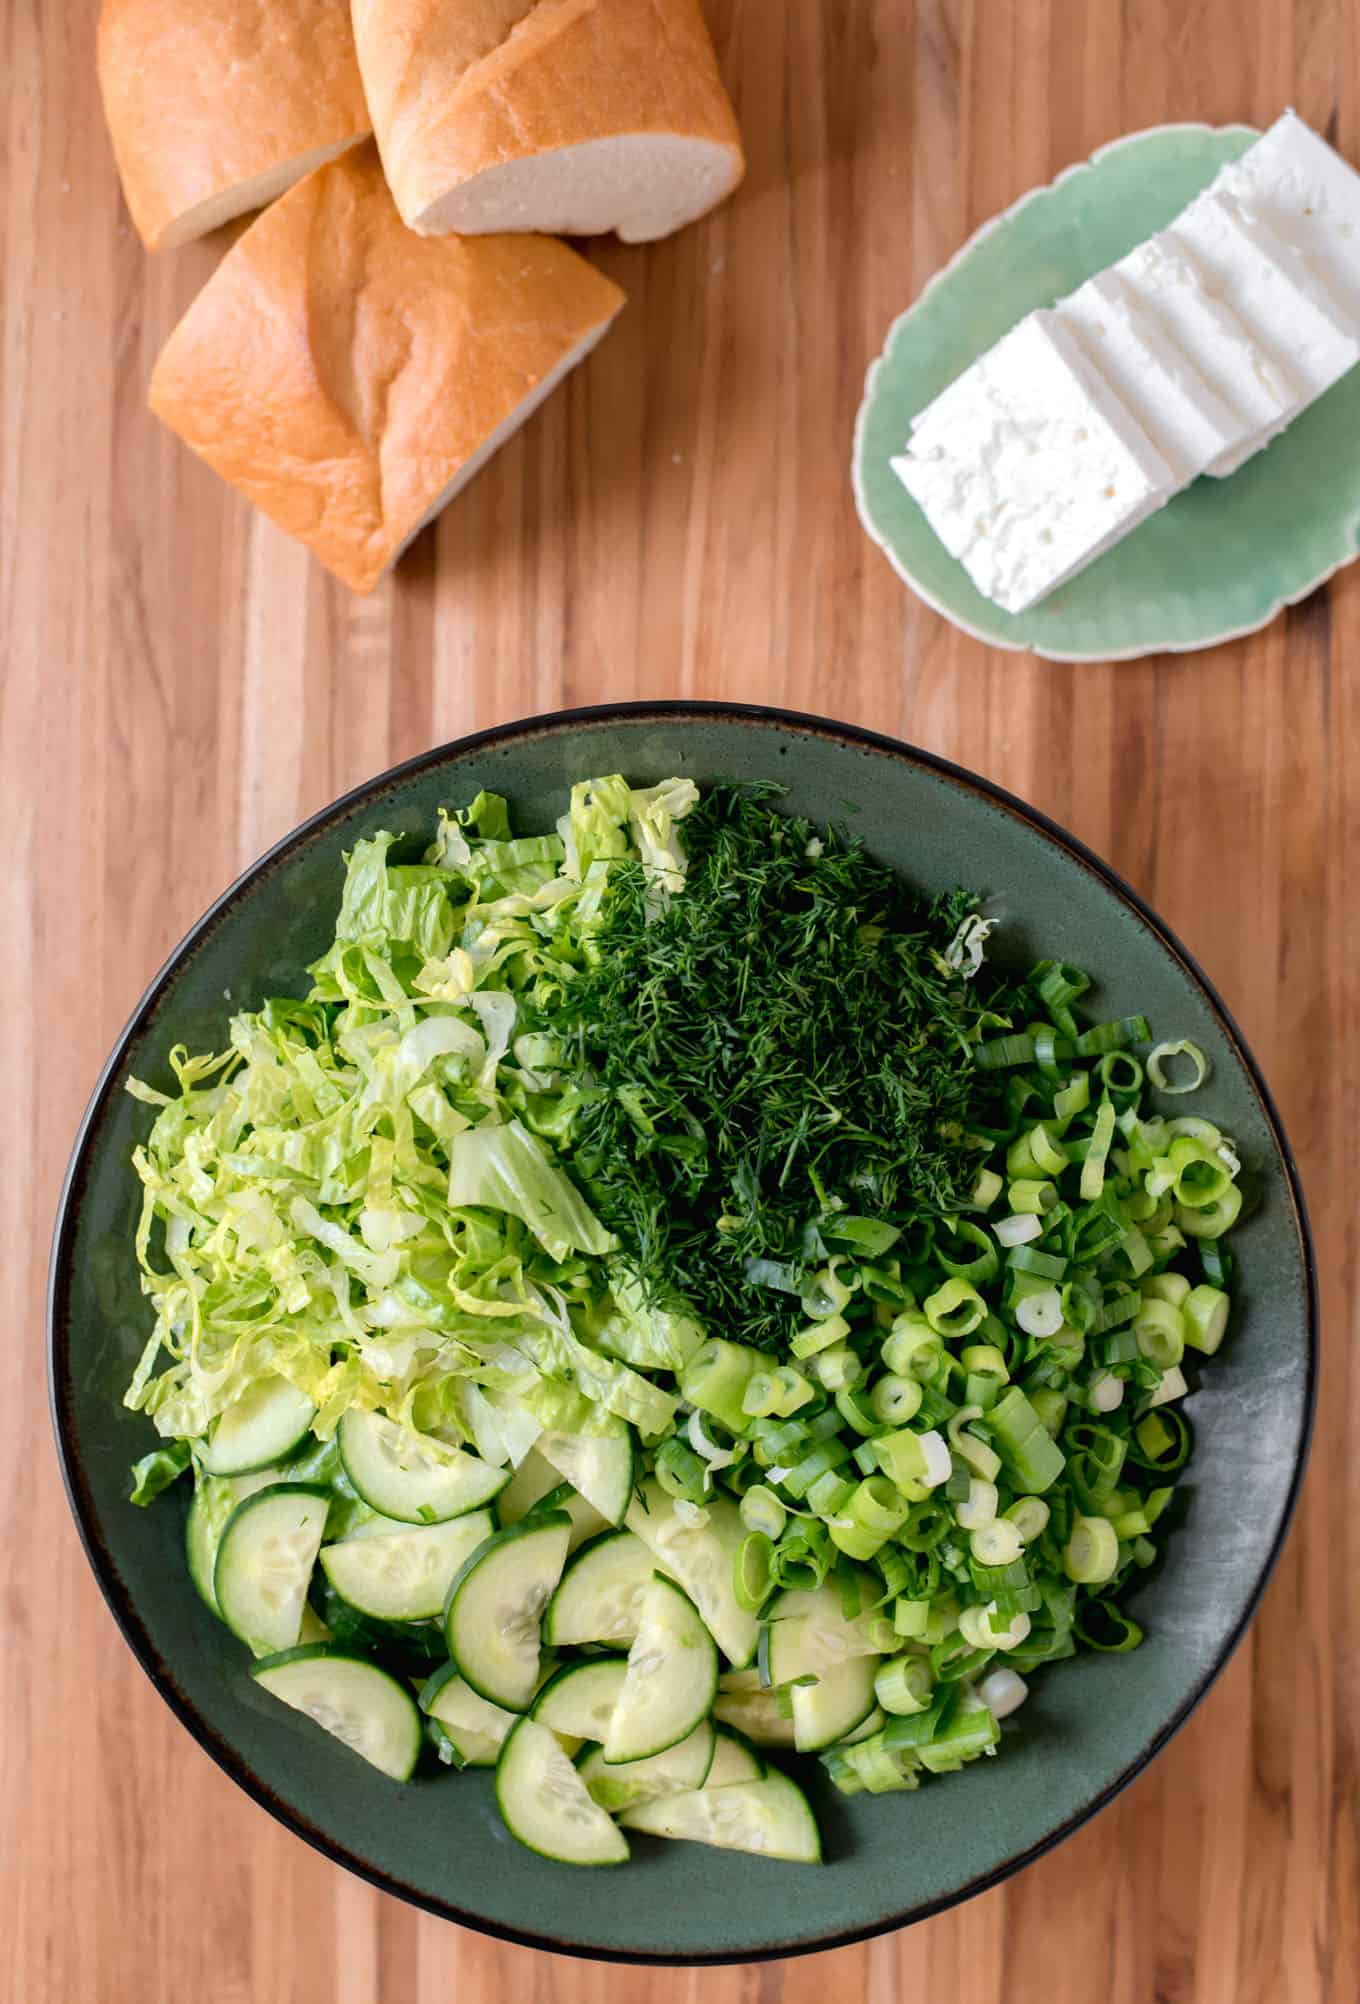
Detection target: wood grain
<box><xmin>2</xmin><ymin>1</ymin><xmax>1357</xmax><ymax>1998</ymax></box>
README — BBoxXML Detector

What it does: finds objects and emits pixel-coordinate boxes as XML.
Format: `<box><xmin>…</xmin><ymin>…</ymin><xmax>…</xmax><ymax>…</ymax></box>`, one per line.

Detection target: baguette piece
<box><xmin>97</xmin><ymin>0</ymin><xmax>371</xmax><ymax>251</ymax></box>
<box><xmin>148</xmin><ymin>145</ymin><xmax>626</xmax><ymax>593</ymax></box>
<box><xmin>353</xmin><ymin>0</ymin><xmax>745</xmax><ymax>242</ymax></box>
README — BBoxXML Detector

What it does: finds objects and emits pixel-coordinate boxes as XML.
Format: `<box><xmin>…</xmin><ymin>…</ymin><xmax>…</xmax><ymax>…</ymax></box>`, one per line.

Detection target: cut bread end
<box><xmin>389</xmin><ymin>316</ymin><xmax>617</xmax><ymax>575</ymax></box>
<box><xmin>411</xmin><ymin>133</ymin><xmax>743</xmax><ymax>243</ymax></box>
<box><xmin>152</xmin><ymin>132</ymin><xmax>370</xmax><ymax>251</ymax></box>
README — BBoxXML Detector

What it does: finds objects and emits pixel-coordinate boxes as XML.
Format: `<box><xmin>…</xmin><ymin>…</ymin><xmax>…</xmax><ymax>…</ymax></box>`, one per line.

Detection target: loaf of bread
<box><xmin>97</xmin><ymin>0</ymin><xmax>371</xmax><ymax>250</ymax></box>
<box><xmin>149</xmin><ymin>145</ymin><xmax>627</xmax><ymax>592</ymax></box>
<box><xmin>352</xmin><ymin>0</ymin><xmax>744</xmax><ymax>242</ymax></box>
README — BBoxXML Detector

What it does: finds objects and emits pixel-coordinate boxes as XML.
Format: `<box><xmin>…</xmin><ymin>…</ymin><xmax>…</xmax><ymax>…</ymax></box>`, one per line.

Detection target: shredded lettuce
<box><xmin>124</xmin><ymin>777</ymin><xmax>698</xmax><ymax>1472</ymax></box>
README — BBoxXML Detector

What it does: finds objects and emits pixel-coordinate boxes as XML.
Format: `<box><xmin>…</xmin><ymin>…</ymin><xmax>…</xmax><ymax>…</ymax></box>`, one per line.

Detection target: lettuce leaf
<box><xmin>123</xmin><ymin>775</ymin><xmax>694</xmax><ymax>1484</ymax></box>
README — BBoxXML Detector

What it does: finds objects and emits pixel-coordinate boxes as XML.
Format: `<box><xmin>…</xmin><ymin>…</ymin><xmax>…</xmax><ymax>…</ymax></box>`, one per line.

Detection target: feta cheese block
<box><xmin>893</xmin><ymin>311</ymin><xmax>1176</xmax><ymax>614</ymax></box>
<box><xmin>1114</xmin><ymin>233</ymin><xmax>1298</xmax><ymax>474</ymax></box>
<box><xmin>1057</xmin><ymin>268</ymin><xmax>1247</xmax><ymax>482</ymax></box>
<box><xmin>1215</xmin><ymin>110</ymin><xmax>1360</xmax><ymax>323</ymax></box>
<box><xmin>1166</xmin><ymin>189</ymin><xmax>1360</xmax><ymax>453</ymax></box>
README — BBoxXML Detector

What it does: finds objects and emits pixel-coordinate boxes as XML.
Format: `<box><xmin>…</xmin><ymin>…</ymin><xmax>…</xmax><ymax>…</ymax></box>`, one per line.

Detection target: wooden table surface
<box><xmin>4</xmin><ymin>1</ymin><xmax>1357</xmax><ymax>1998</ymax></box>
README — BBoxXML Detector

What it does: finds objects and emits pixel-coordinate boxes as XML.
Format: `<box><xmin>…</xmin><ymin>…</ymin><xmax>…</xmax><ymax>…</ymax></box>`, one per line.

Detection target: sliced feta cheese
<box><xmin>1215</xmin><ymin>109</ymin><xmax>1360</xmax><ymax>323</ymax></box>
<box><xmin>893</xmin><ymin>311</ymin><xmax>1175</xmax><ymax>614</ymax></box>
<box><xmin>1168</xmin><ymin>188</ymin><xmax>1359</xmax><ymax>417</ymax></box>
<box><xmin>1056</xmin><ymin>268</ymin><xmax>1247</xmax><ymax>481</ymax></box>
<box><xmin>1115</xmin><ymin>232</ymin><xmax>1297</xmax><ymax>473</ymax></box>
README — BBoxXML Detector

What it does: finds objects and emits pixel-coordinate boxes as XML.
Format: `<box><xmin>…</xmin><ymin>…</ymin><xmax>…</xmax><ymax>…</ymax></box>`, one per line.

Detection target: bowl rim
<box><xmin>47</xmin><ymin>700</ymin><xmax>1318</xmax><ymax>1965</ymax></box>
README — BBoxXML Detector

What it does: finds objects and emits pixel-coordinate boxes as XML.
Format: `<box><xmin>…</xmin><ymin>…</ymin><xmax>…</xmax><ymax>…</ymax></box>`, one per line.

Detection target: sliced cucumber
<box><xmin>579</xmin><ymin>1719</ymin><xmax>715</xmax><ymax>1811</ymax></box>
<box><xmin>420</xmin><ymin>1662</ymin><xmax>518</xmax><ymax>1764</ymax></box>
<box><xmin>532</xmin><ymin>1658</ymin><xmax>629</xmax><ymax>1742</ymax></box>
<box><xmin>320</xmin><ymin>1510</ymin><xmax>493</xmax><ymax>1621</ymax></box>
<box><xmin>496</xmin><ymin>1717</ymin><xmax>629</xmax><ymax>1867</ymax></box>
<box><xmin>604</xmin><ymin>1575</ymin><xmax>719</xmax><ymax>1764</ymax></box>
<box><xmin>625</xmin><ymin>1480</ymin><xmax>759</xmax><ymax>1668</ymax></box>
<box><xmin>712</xmin><ymin>1678</ymin><xmax>798</xmax><ymax>1748</ymax></box>
<box><xmin>439</xmin><ymin>1724</ymin><xmax>505</xmax><ymax>1768</ymax></box>
<box><xmin>201</xmin><ymin>1375</ymin><xmax>317</xmax><ymax>1476</ymax></box>
<box><xmin>543</xmin><ymin>1530</ymin><xmax>655</xmax><ymax>1648</ymax></box>
<box><xmin>214</xmin><ymin>1484</ymin><xmax>330</xmax><ymax>1654</ymax></box>
<box><xmin>764</xmin><ymin>1581</ymin><xmax>886</xmax><ymax>1685</ymax></box>
<box><xmin>297</xmin><ymin>1603</ymin><xmax>333</xmax><ymax>1645</ymax></box>
<box><xmin>620</xmin><ymin>1770</ymin><xmax>822</xmax><ymax>1863</ymax></box>
<box><xmin>338</xmin><ymin>1409</ymin><xmax>508</xmax><ymax>1524</ymax></box>
<box><xmin>792</xmin><ymin>1653</ymin><xmax>881</xmax><ymax>1752</ymax></box>
<box><xmin>252</xmin><ymin>1645</ymin><xmax>421</xmax><ymax>1781</ymax></box>
<box><xmin>186</xmin><ymin>1468</ymin><xmax>280</xmax><ymax>1615</ymax></box>
<box><xmin>537</xmin><ymin>1423</ymin><xmax>637</xmax><ymax>1526</ymax></box>
<box><xmin>497</xmin><ymin>1448</ymin><xmax>609</xmax><ymax>1551</ymax></box>
<box><xmin>706</xmin><ymin>1725</ymin><xmax>766</xmax><ymax>1788</ymax></box>
<box><xmin>444</xmin><ymin>1513</ymin><xmax>571</xmax><ymax>1711</ymax></box>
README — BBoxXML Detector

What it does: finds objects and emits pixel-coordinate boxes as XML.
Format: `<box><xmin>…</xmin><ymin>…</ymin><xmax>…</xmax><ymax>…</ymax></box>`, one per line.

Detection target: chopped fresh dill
<box><xmin>531</xmin><ymin>785</ymin><xmax>1022</xmax><ymax>1347</ymax></box>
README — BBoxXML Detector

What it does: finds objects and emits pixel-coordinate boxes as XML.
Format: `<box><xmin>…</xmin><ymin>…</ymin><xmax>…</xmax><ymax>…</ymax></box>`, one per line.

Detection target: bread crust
<box><xmin>148</xmin><ymin>145</ymin><xmax>626</xmax><ymax>591</ymax></box>
<box><xmin>98</xmin><ymin>0</ymin><xmax>372</xmax><ymax>250</ymax></box>
<box><xmin>353</xmin><ymin>0</ymin><xmax>744</xmax><ymax>238</ymax></box>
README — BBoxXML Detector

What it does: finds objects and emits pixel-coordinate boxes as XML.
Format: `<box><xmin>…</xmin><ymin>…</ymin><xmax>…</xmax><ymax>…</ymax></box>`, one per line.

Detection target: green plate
<box><xmin>854</xmin><ymin>123</ymin><xmax>1360</xmax><ymax>660</ymax></box>
<box><xmin>49</xmin><ymin>706</ymin><xmax>1315</xmax><ymax>1962</ymax></box>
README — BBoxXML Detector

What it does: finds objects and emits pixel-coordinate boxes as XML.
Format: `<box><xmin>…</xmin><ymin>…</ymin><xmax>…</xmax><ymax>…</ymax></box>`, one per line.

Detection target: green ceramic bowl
<box><xmin>50</xmin><ymin>705</ymin><xmax>1315</xmax><ymax>1963</ymax></box>
<box><xmin>854</xmin><ymin>123</ymin><xmax>1360</xmax><ymax>660</ymax></box>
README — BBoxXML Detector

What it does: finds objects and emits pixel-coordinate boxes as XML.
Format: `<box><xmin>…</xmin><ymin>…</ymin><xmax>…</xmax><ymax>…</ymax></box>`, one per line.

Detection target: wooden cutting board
<box><xmin>1</xmin><ymin>2</ymin><xmax>1354</xmax><ymax>2000</ymax></box>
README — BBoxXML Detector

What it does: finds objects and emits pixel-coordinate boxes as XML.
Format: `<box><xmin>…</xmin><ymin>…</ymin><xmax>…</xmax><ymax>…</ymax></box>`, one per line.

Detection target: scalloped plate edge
<box><xmin>847</xmin><ymin>121</ymin><xmax>1360</xmax><ymax>664</ymax></box>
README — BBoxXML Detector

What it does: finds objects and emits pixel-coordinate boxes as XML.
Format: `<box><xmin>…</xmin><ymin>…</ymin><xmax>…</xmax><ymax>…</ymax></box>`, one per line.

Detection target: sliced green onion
<box><xmin>801</xmin><ymin>1263</ymin><xmax>855</xmax><ymax>1318</ymax></box>
<box><xmin>955</xmin><ymin>1477</ymin><xmax>999</xmax><ymax>1530</ymax></box>
<box><xmin>806</xmin><ymin>1469</ymin><xmax>857</xmax><ymax>1518</ymax></box>
<box><xmin>1004</xmin><ymin>1496</ymin><xmax>1050</xmax><ymax>1542</ymax></box>
<box><xmin>680</xmin><ymin>1337</ymin><xmax>762</xmax><ymax>1434</ymax></box>
<box><xmin>1007</xmin><ymin>1244</ymin><xmax>1068</xmax><ymax>1280</ymax></box>
<box><xmin>828</xmin><ymin>1476</ymin><xmax>910</xmax><ymax>1560</ymax></box>
<box><xmin>1183</xmin><ymin>1283</ymin><xmax>1230</xmax><ymax>1354</ymax></box>
<box><xmin>989</xmin><ymin>1385</ymin><xmax>1067</xmax><ymax>1493</ymax></box>
<box><xmin>873</xmin><ymin>1426</ymin><xmax>951</xmax><ymax>1496</ymax></box>
<box><xmin>1073</xmin><ymin>1599</ymin><xmax>1144</xmax><ymax>1651</ymax></box>
<box><xmin>870</xmin><ymin>1374</ymin><xmax>924</xmax><ymax>1426</ymax></box>
<box><xmin>882</xmin><ymin>1314</ymin><xmax>944</xmax><ymax>1379</ymax></box>
<box><xmin>1087</xmin><ymin>1370</ymin><xmax>1125</xmax><ymax>1414</ymax></box>
<box><xmin>1147</xmin><ymin>1040</ymin><xmax>1209</xmax><ymax>1095</ymax></box>
<box><xmin>790</xmin><ymin>1314</ymin><xmax>852</xmax><ymax>1360</ymax></box>
<box><xmin>996</xmin><ymin>1211</ymin><xmax>1043</xmax><ymax>1247</ymax></box>
<box><xmin>1015</xmin><ymin>1285</ymin><xmax>1064</xmax><ymax>1337</ymax></box>
<box><xmin>1075</xmin><ymin>1015</ymin><xmax>1150</xmax><ymax>1057</ymax></box>
<box><xmin>970</xmin><ymin>1518</ymin><xmax>1025</xmax><ymax>1566</ymax></box>
<box><xmin>970</xmin><ymin>1168</ymin><xmax>1004</xmax><ymax>1211</ymax></box>
<box><xmin>834</xmin><ymin>1384</ymin><xmax>882</xmax><ymax>1436</ymax></box>
<box><xmin>809</xmin><ymin>1344</ymin><xmax>862</xmax><ymax>1393</ymax></box>
<box><xmin>1007</xmin><ymin>1179</ymin><xmax>1059</xmax><ymax>1218</ymax></box>
<box><xmin>1142</xmin><ymin>1272</ymin><xmax>1191</xmax><ymax>1308</ymax></box>
<box><xmin>655</xmin><ymin>1436</ymin><xmax>710</xmax><ymax>1502</ymax></box>
<box><xmin>739</xmin><ymin>1484</ymin><xmax>788</xmax><ymax>1540</ymax></box>
<box><xmin>1130</xmin><ymin>1407</ymin><xmax>1191</xmax><ymax>1471</ymax></box>
<box><xmin>924</xmin><ymin>1278</ymin><xmax>988</xmax><ymax>1338</ymax></box>
<box><xmin>733</xmin><ymin>1532</ymin><xmax>776</xmax><ymax>1612</ymax></box>
<box><xmin>875</xmin><ymin>1654</ymin><xmax>934</xmax><ymax>1716</ymax></box>
<box><xmin>1133</xmin><ymin>1296</ymin><xmax>1185</xmax><ymax>1369</ymax></box>
<box><xmin>1028</xmin><ymin>1386</ymin><xmax>1068</xmax><ymax>1439</ymax></box>
<box><xmin>1080</xmin><ymin>1097</ymin><xmax>1117</xmax><ymax>1201</ymax></box>
<box><xmin>946</xmin><ymin>1406</ymin><xmax>1002</xmax><ymax>1483</ymax></box>
<box><xmin>934</xmin><ymin>1219</ymin><xmax>1001</xmax><ymax>1285</ymax></box>
<box><xmin>1176</xmin><ymin>1186</ymin><xmax>1243</xmax><ymax>1239</ymax></box>
<box><xmin>1062</xmin><ymin>1514</ymin><xmax>1120</xmax><ymax>1584</ymax></box>
<box><xmin>959</xmin><ymin>1602</ymin><xmax>1030</xmax><ymax>1652</ymax></box>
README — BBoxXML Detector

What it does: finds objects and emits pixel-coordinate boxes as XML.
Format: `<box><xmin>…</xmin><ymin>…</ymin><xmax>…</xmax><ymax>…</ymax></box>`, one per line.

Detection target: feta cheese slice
<box><xmin>893</xmin><ymin>311</ymin><xmax>1175</xmax><ymax>614</ymax></box>
<box><xmin>1168</xmin><ymin>188</ymin><xmax>1359</xmax><ymax>417</ymax></box>
<box><xmin>1214</xmin><ymin>110</ymin><xmax>1360</xmax><ymax>323</ymax></box>
<box><xmin>1115</xmin><ymin>233</ymin><xmax>1297</xmax><ymax>473</ymax></box>
<box><xmin>1056</xmin><ymin>268</ymin><xmax>1247</xmax><ymax>481</ymax></box>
